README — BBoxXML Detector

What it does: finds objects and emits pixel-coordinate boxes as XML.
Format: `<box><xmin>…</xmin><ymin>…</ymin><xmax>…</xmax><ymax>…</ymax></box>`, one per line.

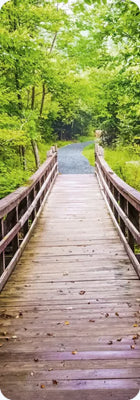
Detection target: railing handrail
<box><xmin>95</xmin><ymin>144</ymin><xmax>140</xmax><ymax>210</ymax></box>
<box><xmin>0</xmin><ymin>146</ymin><xmax>58</xmax><ymax>291</ymax></box>
<box><xmin>95</xmin><ymin>143</ymin><xmax>140</xmax><ymax>278</ymax></box>
<box><xmin>0</xmin><ymin>149</ymin><xmax>57</xmax><ymax>218</ymax></box>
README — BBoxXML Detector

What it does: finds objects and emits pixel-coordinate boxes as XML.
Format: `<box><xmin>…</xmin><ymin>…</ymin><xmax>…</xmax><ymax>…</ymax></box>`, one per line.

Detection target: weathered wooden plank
<box><xmin>0</xmin><ymin>387</ymin><xmax>139</xmax><ymax>400</ymax></box>
<box><xmin>1</xmin><ymin>368</ymin><xmax>140</xmax><ymax>380</ymax></box>
<box><xmin>1</xmin><ymin>350</ymin><xmax>140</xmax><ymax>361</ymax></box>
<box><xmin>0</xmin><ymin>378</ymin><xmax>140</xmax><ymax>390</ymax></box>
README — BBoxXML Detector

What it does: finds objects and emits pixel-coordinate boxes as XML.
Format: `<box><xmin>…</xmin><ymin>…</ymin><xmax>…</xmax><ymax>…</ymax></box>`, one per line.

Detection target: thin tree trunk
<box><xmin>13</xmin><ymin>0</ymin><xmax>26</xmax><ymax>170</ymax></box>
<box><xmin>40</xmin><ymin>26</ymin><xmax>58</xmax><ymax>117</ymax></box>
<box><xmin>30</xmin><ymin>86</ymin><xmax>40</xmax><ymax>169</ymax></box>
<box><xmin>40</xmin><ymin>30</ymin><xmax>57</xmax><ymax>118</ymax></box>
<box><xmin>31</xmin><ymin>139</ymin><xmax>40</xmax><ymax>169</ymax></box>
<box><xmin>31</xmin><ymin>86</ymin><xmax>35</xmax><ymax>110</ymax></box>
<box><xmin>40</xmin><ymin>83</ymin><xmax>45</xmax><ymax>117</ymax></box>
<box><xmin>21</xmin><ymin>145</ymin><xmax>26</xmax><ymax>170</ymax></box>
<box><xmin>49</xmin><ymin>3</ymin><xmax>58</xmax><ymax>54</ymax></box>
<box><xmin>49</xmin><ymin>32</ymin><xmax>58</xmax><ymax>54</ymax></box>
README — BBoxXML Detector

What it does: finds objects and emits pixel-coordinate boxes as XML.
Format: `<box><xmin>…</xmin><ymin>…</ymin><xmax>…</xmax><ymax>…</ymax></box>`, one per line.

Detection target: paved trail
<box><xmin>58</xmin><ymin>142</ymin><xmax>94</xmax><ymax>174</ymax></box>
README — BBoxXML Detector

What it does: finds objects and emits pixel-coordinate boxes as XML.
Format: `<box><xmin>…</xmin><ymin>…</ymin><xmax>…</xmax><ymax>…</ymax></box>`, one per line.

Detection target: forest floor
<box><xmin>58</xmin><ymin>142</ymin><xmax>94</xmax><ymax>174</ymax></box>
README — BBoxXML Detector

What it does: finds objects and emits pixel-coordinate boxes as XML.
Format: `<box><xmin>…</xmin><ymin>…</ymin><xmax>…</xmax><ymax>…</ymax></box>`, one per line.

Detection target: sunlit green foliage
<box><xmin>0</xmin><ymin>0</ymin><xmax>140</xmax><ymax>197</ymax></box>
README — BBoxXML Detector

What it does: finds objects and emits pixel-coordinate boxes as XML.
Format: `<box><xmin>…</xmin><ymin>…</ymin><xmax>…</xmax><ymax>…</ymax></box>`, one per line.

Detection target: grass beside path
<box><xmin>82</xmin><ymin>143</ymin><xmax>95</xmax><ymax>166</ymax></box>
<box><xmin>104</xmin><ymin>146</ymin><xmax>140</xmax><ymax>192</ymax></box>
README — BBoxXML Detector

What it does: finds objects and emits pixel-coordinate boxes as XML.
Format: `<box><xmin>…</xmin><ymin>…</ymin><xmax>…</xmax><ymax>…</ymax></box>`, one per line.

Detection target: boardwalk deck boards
<box><xmin>0</xmin><ymin>174</ymin><xmax>140</xmax><ymax>400</ymax></box>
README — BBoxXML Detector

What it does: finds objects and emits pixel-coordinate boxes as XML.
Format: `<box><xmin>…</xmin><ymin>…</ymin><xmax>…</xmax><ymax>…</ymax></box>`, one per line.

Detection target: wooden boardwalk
<box><xmin>0</xmin><ymin>174</ymin><xmax>140</xmax><ymax>400</ymax></box>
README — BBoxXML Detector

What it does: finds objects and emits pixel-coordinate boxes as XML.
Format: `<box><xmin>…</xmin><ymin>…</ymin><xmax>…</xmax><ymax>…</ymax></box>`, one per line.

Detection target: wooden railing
<box><xmin>95</xmin><ymin>143</ymin><xmax>140</xmax><ymax>278</ymax></box>
<box><xmin>0</xmin><ymin>146</ymin><xmax>58</xmax><ymax>291</ymax></box>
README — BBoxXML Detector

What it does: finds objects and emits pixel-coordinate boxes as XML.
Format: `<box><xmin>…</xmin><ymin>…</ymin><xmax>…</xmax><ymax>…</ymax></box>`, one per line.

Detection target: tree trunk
<box><xmin>40</xmin><ymin>83</ymin><xmax>45</xmax><ymax>117</ymax></box>
<box><xmin>30</xmin><ymin>86</ymin><xmax>40</xmax><ymax>169</ymax></box>
<box><xmin>31</xmin><ymin>139</ymin><xmax>40</xmax><ymax>169</ymax></box>
<box><xmin>49</xmin><ymin>32</ymin><xmax>58</xmax><ymax>54</ymax></box>
<box><xmin>31</xmin><ymin>86</ymin><xmax>35</xmax><ymax>110</ymax></box>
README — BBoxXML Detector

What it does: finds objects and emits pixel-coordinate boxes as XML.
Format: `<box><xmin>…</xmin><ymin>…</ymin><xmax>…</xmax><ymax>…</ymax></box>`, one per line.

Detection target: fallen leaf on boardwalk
<box><xmin>115</xmin><ymin>312</ymin><xmax>119</xmax><ymax>317</ymax></box>
<box><xmin>47</xmin><ymin>333</ymin><xmax>53</xmax><ymax>337</ymax></box>
<box><xmin>65</xmin><ymin>321</ymin><xmax>69</xmax><ymax>325</ymax></box>
<box><xmin>59</xmin><ymin>290</ymin><xmax>63</xmax><ymax>293</ymax></box>
<box><xmin>117</xmin><ymin>338</ymin><xmax>122</xmax><ymax>342</ymax></box>
<box><xmin>57</xmin><ymin>322</ymin><xmax>61</xmax><ymax>325</ymax></box>
<box><xmin>89</xmin><ymin>319</ymin><xmax>95</xmax><ymax>323</ymax></box>
<box><xmin>79</xmin><ymin>290</ymin><xmax>85</xmax><ymax>295</ymax></box>
<box><xmin>131</xmin><ymin>345</ymin><xmax>135</xmax><ymax>349</ymax></box>
<box><xmin>108</xmin><ymin>341</ymin><xmax>113</xmax><ymax>345</ymax></box>
<box><xmin>34</xmin><ymin>358</ymin><xmax>39</xmax><ymax>362</ymax></box>
<box><xmin>105</xmin><ymin>313</ymin><xmax>109</xmax><ymax>318</ymax></box>
<box><xmin>133</xmin><ymin>324</ymin><xmax>138</xmax><ymax>327</ymax></box>
<box><xmin>52</xmin><ymin>380</ymin><xmax>58</xmax><ymax>385</ymax></box>
<box><xmin>48</xmin><ymin>368</ymin><xmax>53</xmax><ymax>371</ymax></box>
<box><xmin>133</xmin><ymin>334</ymin><xmax>139</xmax><ymax>340</ymax></box>
<box><xmin>72</xmin><ymin>351</ymin><xmax>77</xmax><ymax>355</ymax></box>
<box><xmin>19</xmin><ymin>312</ymin><xmax>23</xmax><ymax>317</ymax></box>
<box><xmin>40</xmin><ymin>384</ymin><xmax>45</xmax><ymax>389</ymax></box>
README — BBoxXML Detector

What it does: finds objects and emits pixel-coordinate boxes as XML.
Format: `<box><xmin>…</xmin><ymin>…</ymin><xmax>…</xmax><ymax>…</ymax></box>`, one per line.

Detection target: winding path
<box><xmin>58</xmin><ymin>142</ymin><xmax>94</xmax><ymax>174</ymax></box>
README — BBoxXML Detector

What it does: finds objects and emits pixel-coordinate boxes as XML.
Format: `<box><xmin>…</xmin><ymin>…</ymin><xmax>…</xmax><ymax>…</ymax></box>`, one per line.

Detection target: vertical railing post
<box><xmin>12</xmin><ymin>207</ymin><xmax>19</xmax><ymax>254</ymax></box>
<box><xmin>23</xmin><ymin>197</ymin><xmax>29</xmax><ymax>236</ymax></box>
<box><xmin>0</xmin><ymin>219</ymin><xmax>5</xmax><ymax>274</ymax></box>
<box><xmin>119</xmin><ymin>194</ymin><xmax>126</xmax><ymax>236</ymax></box>
<box><xmin>113</xmin><ymin>187</ymin><xmax>119</xmax><ymax>222</ymax></box>
<box><xmin>127</xmin><ymin>201</ymin><xmax>135</xmax><ymax>252</ymax></box>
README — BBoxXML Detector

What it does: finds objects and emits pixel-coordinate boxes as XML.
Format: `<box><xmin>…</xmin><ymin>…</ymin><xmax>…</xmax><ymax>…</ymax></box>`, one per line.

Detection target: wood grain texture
<box><xmin>0</xmin><ymin>174</ymin><xmax>140</xmax><ymax>400</ymax></box>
